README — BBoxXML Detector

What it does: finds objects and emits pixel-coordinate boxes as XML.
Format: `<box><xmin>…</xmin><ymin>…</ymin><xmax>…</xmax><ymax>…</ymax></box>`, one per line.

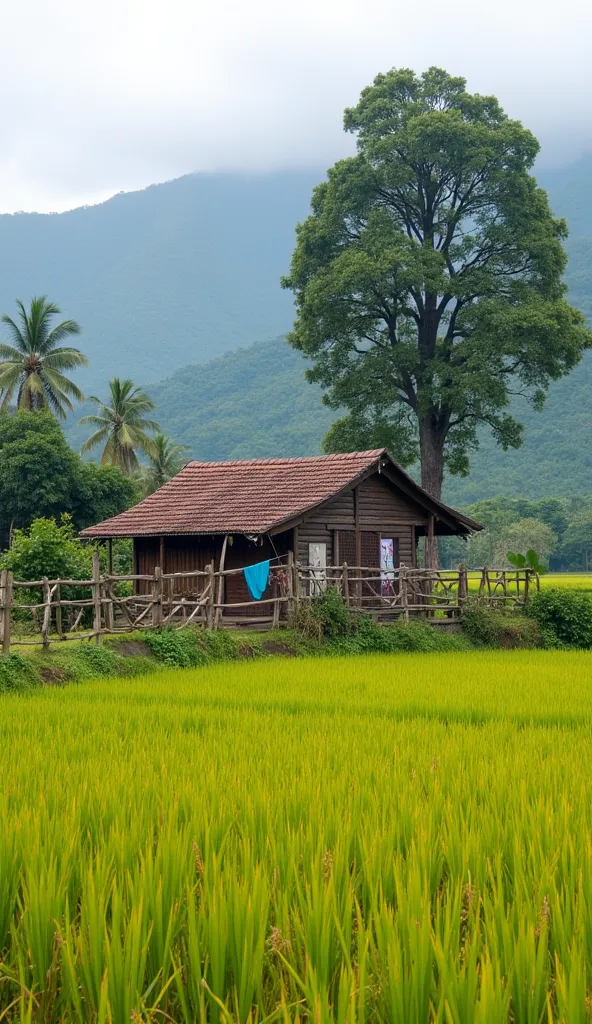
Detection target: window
<box><xmin>308</xmin><ymin>542</ymin><xmax>327</xmax><ymax>595</ymax></box>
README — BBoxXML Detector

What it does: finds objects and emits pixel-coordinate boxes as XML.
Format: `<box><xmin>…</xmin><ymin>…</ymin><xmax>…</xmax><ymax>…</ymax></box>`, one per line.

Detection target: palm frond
<box><xmin>0</xmin><ymin>343</ymin><xmax>26</xmax><ymax>362</ymax></box>
<box><xmin>81</xmin><ymin>427</ymin><xmax>111</xmax><ymax>454</ymax></box>
<box><xmin>42</xmin><ymin>347</ymin><xmax>88</xmax><ymax>371</ymax></box>
<box><xmin>42</xmin><ymin>367</ymin><xmax>85</xmax><ymax>403</ymax></box>
<box><xmin>0</xmin><ymin>315</ymin><xmax>28</xmax><ymax>353</ymax></box>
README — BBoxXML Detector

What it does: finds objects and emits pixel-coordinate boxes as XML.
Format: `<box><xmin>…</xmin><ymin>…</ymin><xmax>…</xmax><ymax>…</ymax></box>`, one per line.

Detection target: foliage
<box><xmin>143</xmin><ymin>627</ymin><xmax>240</xmax><ymax>668</ymax></box>
<box><xmin>283</xmin><ymin>67</ymin><xmax>591</xmax><ymax>501</ymax></box>
<box><xmin>80</xmin><ymin>377</ymin><xmax>159</xmax><ymax>474</ymax></box>
<box><xmin>140</xmin><ymin>433</ymin><xmax>188</xmax><ymax>495</ymax></box>
<box><xmin>292</xmin><ymin>586</ymin><xmax>352</xmax><ymax>639</ymax></box>
<box><xmin>0</xmin><ymin>296</ymin><xmax>87</xmax><ymax>417</ymax></box>
<box><xmin>0</xmin><ymin>412</ymin><xmax>137</xmax><ymax>547</ymax></box>
<box><xmin>507</xmin><ymin>548</ymin><xmax>548</xmax><ymax>574</ymax></box>
<box><xmin>560</xmin><ymin>507</ymin><xmax>592</xmax><ymax>571</ymax></box>
<box><xmin>0</xmin><ymin>653</ymin><xmax>39</xmax><ymax>692</ymax></box>
<box><xmin>0</xmin><ymin>412</ymin><xmax>81</xmax><ymax>546</ymax></box>
<box><xmin>71</xmin><ymin>462</ymin><xmax>139</xmax><ymax>531</ymax></box>
<box><xmin>341</xmin><ymin>615</ymin><xmax>471</xmax><ymax>653</ymax></box>
<box><xmin>0</xmin><ymin>652</ymin><xmax>591</xmax><ymax>1018</ymax></box>
<box><xmin>0</xmin><ymin>514</ymin><xmax>91</xmax><ymax>583</ymax></box>
<box><xmin>526</xmin><ymin>588</ymin><xmax>592</xmax><ymax>649</ymax></box>
<box><xmin>460</xmin><ymin>606</ymin><xmax>541</xmax><ymax>649</ymax></box>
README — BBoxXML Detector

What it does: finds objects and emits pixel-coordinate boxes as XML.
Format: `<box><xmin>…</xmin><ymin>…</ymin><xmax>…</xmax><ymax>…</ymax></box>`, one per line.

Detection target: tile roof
<box><xmin>80</xmin><ymin>449</ymin><xmax>482</xmax><ymax>539</ymax></box>
<box><xmin>80</xmin><ymin>449</ymin><xmax>388</xmax><ymax>538</ymax></box>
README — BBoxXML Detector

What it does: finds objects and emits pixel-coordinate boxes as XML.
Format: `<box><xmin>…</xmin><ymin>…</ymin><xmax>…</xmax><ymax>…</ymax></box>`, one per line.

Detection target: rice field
<box><xmin>466</xmin><ymin>571</ymin><xmax>592</xmax><ymax>592</ymax></box>
<box><xmin>1</xmin><ymin>650</ymin><xmax>592</xmax><ymax>1022</ymax></box>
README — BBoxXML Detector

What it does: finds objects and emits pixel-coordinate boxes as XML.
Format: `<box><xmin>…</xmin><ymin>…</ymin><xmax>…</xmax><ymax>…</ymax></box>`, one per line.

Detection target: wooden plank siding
<box><xmin>297</xmin><ymin>471</ymin><xmax>425</xmax><ymax>568</ymax></box>
<box><xmin>135</xmin><ymin>468</ymin><xmax>427</xmax><ymax>604</ymax></box>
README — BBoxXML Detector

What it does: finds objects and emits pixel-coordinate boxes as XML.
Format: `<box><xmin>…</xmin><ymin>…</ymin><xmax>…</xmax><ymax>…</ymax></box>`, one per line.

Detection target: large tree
<box><xmin>80</xmin><ymin>378</ymin><xmax>159</xmax><ymax>475</ymax></box>
<box><xmin>283</xmin><ymin>67</ymin><xmax>591</xmax><ymax>546</ymax></box>
<box><xmin>0</xmin><ymin>296</ymin><xmax>87</xmax><ymax>417</ymax></box>
<box><xmin>0</xmin><ymin>412</ymin><xmax>137</xmax><ymax>548</ymax></box>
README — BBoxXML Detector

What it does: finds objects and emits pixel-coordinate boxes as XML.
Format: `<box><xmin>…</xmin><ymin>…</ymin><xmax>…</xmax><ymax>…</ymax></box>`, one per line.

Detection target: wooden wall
<box><xmin>296</xmin><ymin>470</ymin><xmax>427</xmax><ymax>568</ymax></box>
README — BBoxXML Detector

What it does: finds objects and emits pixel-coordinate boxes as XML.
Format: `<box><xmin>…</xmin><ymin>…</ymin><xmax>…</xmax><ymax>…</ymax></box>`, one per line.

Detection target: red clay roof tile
<box><xmin>80</xmin><ymin>449</ymin><xmax>387</xmax><ymax>538</ymax></box>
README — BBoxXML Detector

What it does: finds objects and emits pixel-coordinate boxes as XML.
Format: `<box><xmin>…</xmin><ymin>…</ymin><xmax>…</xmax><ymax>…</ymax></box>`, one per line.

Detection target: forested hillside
<box><xmin>6</xmin><ymin>158</ymin><xmax>592</xmax><ymax>499</ymax></box>
<box><xmin>0</xmin><ymin>171</ymin><xmax>319</xmax><ymax>389</ymax></box>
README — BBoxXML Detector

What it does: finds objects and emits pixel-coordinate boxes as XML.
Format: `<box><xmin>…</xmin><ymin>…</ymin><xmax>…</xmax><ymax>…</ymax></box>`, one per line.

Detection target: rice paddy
<box><xmin>1</xmin><ymin>650</ymin><xmax>592</xmax><ymax>1022</ymax></box>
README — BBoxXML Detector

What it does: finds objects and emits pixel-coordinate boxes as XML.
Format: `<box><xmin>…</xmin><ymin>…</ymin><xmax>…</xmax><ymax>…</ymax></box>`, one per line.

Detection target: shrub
<box><xmin>144</xmin><ymin>629</ymin><xmax>207</xmax><ymax>668</ymax></box>
<box><xmin>460</xmin><ymin>607</ymin><xmax>541</xmax><ymax>649</ymax></box>
<box><xmin>0</xmin><ymin>654</ymin><xmax>39</xmax><ymax>693</ymax></box>
<box><xmin>329</xmin><ymin>615</ymin><xmax>471</xmax><ymax>654</ymax></box>
<box><xmin>144</xmin><ymin>628</ymin><xmax>241</xmax><ymax>668</ymax></box>
<box><xmin>292</xmin><ymin>587</ymin><xmax>353</xmax><ymax>639</ymax></box>
<box><xmin>525</xmin><ymin>589</ymin><xmax>592</xmax><ymax>649</ymax></box>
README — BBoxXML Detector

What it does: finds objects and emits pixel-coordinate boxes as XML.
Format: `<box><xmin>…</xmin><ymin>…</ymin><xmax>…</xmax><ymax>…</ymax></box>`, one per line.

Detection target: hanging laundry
<box><xmin>243</xmin><ymin>560</ymin><xmax>271</xmax><ymax>600</ymax></box>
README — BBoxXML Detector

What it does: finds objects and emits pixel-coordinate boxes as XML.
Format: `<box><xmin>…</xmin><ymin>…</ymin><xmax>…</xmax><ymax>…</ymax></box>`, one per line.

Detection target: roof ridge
<box><xmin>186</xmin><ymin>449</ymin><xmax>386</xmax><ymax>469</ymax></box>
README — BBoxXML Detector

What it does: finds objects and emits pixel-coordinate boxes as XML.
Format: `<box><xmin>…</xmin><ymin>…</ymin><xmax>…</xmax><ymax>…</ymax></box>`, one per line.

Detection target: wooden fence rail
<box><xmin>0</xmin><ymin>560</ymin><xmax>538</xmax><ymax>654</ymax></box>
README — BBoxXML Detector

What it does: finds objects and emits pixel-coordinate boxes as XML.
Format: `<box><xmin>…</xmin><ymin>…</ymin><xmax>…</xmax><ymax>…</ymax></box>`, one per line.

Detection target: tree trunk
<box><xmin>419</xmin><ymin>416</ymin><xmax>445</xmax><ymax>569</ymax></box>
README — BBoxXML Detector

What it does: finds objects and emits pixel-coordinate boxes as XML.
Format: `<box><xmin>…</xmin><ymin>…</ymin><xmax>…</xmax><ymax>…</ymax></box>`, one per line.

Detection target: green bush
<box><xmin>144</xmin><ymin>628</ymin><xmax>241</xmax><ymax>668</ymax></box>
<box><xmin>292</xmin><ymin>587</ymin><xmax>354</xmax><ymax>639</ymax></box>
<box><xmin>525</xmin><ymin>589</ymin><xmax>592</xmax><ymax>649</ymax></box>
<box><xmin>329</xmin><ymin>615</ymin><xmax>471</xmax><ymax>654</ymax></box>
<box><xmin>460</xmin><ymin>607</ymin><xmax>541</xmax><ymax>649</ymax></box>
<box><xmin>0</xmin><ymin>654</ymin><xmax>39</xmax><ymax>693</ymax></box>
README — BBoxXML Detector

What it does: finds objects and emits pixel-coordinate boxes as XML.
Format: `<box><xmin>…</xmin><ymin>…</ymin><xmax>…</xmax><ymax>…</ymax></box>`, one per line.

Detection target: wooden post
<box><xmin>55</xmin><ymin>583</ymin><xmax>63</xmax><ymax>638</ymax></box>
<box><xmin>215</xmin><ymin>535</ymin><xmax>229</xmax><ymax>629</ymax></box>
<box><xmin>293</xmin><ymin>558</ymin><xmax>300</xmax><ymax>613</ymax></box>
<box><xmin>107</xmin><ymin>538</ymin><xmax>113</xmax><ymax>575</ymax></box>
<box><xmin>152</xmin><ymin>566</ymin><xmax>163</xmax><ymax>627</ymax></box>
<box><xmin>41</xmin><ymin>577</ymin><xmax>51</xmax><ymax>648</ymax></box>
<box><xmin>342</xmin><ymin>563</ymin><xmax>349</xmax><ymax>607</ymax></box>
<box><xmin>458</xmin><ymin>567</ymin><xmax>468</xmax><ymax>610</ymax></box>
<box><xmin>524</xmin><ymin>568</ymin><xmax>530</xmax><ymax>605</ymax></box>
<box><xmin>103</xmin><ymin>582</ymin><xmax>114</xmax><ymax>633</ymax></box>
<box><xmin>1</xmin><ymin>570</ymin><xmax>13</xmax><ymax>656</ymax></box>
<box><xmin>272</xmin><ymin>573</ymin><xmax>280</xmax><ymax>629</ymax></box>
<box><xmin>287</xmin><ymin>550</ymin><xmax>295</xmax><ymax>619</ymax></box>
<box><xmin>400</xmin><ymin>566</ymin><xmax>409</xmax><ymax>623</ymax></box>
<box><xmin>354</xmin><ymin>486</ymin><xmax>361</xmax><ymax>604</ymax></box>
<box><xmin>206</xmin><ymin>561</ymin><xmax>215</xmax><ymax>630</ymax></box>
<box><xmin>92</xmin><ymin>549</ymin><xmax>102</xmax><ymax>644</ymax></box>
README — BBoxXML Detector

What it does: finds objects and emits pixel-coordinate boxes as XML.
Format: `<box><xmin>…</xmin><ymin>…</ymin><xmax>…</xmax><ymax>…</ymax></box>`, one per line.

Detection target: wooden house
<box><xmin>81</xmin><ymin>449</ymin><xmax>481</xmax><ymax>615</ymax></box>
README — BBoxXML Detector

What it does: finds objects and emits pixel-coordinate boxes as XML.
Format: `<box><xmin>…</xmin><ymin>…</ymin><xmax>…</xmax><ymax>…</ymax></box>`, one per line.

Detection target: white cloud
<box><xmin>1</xmin><ymin>0</ymin><xmax>590</xmax><ymax>212</ymax></box>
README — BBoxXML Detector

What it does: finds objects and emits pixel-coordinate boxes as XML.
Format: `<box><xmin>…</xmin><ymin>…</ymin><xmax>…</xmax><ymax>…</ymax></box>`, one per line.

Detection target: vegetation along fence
<box><xmin>0</xmin><ymin>550</ymin><xmax>538</xmax><ymax>652</ymax></box>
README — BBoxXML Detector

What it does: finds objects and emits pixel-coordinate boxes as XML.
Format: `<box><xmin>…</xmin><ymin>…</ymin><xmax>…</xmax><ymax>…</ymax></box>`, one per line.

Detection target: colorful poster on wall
<box><xmin>380</xmin><ymin>538</ymin><xmax>395</xmax><ymax>596</ymax></box>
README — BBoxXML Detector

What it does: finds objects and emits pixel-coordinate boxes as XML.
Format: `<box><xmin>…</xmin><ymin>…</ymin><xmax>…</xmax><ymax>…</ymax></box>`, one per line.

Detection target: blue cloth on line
<box><xmin>243</xmin><ymin>560</ymin><xmax>271</xmax><ymax>600</ymax></box>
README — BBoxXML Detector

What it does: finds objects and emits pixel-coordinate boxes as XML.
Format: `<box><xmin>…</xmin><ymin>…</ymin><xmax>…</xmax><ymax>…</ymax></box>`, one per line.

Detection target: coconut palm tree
<box><xmin>0</xmin><ymin>296</ymin><xmax>87</xmax><ymax>417</ymax></box>
<box><xmin>80</xmin><ymin>378</ymin><xmax>160</xmax><ymax>475</ymax></box>
<box><xmin>141</xmin><ymin>433</ymin><xmax>189</xmax><ymax>495</ymax></box>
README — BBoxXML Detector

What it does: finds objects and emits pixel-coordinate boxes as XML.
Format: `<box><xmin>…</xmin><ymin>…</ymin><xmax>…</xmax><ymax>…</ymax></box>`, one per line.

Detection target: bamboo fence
<box><xmin>0</xmin><ymin>551</ymin><xmax>538</xmax><ymax>653</ymax></box>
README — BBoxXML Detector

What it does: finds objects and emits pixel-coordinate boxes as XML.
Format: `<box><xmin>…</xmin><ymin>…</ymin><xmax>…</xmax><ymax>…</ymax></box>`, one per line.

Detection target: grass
<box><xmin>0</xmin><ymin>651</ymin><xmax>591</xmax><ymax>1021</ymax></box>
<box><xmin>465</xmin><ymin>571</ymin><xmax>592</xmax><ymax>592</ymax></box>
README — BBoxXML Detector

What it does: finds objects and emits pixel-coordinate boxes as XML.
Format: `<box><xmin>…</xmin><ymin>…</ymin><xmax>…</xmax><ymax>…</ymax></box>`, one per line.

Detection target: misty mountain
<box><xmin>5</xmin><ymin>158</ymin><xmax>592</xmax><ymax>500</ymax></box>
<box><xmin>0</xmin><ymin>170</ymin><xmax>321</xmax><ymax>390</ymax></box>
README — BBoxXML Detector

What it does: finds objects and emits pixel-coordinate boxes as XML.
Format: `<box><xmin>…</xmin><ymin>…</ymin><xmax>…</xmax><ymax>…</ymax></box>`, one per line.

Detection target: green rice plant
<box><xmin>0</xmin><ymin>651</ymin><xmax>589</xmax><ymax>1019</ymax></box>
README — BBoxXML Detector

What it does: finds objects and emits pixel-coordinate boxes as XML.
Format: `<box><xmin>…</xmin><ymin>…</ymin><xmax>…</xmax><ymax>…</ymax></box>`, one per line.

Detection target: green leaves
<box><xmin>507</xmin><ymin>549</ymin><xmax>548</xmax><ymax>574</ymax></box>
<box><xmin>80</xmin><ymin>377</ymin><xmax>160</xmax><ymax>475</ymax></box>
<box><xmin>284</xmin><ymin>66</ymin><xmax>592</xmax><ymax>495</ymax></box>
<box><xmin>0</xmin><ymin>296</ymin><xmax>87</xmax><ymax>418</ymax></box>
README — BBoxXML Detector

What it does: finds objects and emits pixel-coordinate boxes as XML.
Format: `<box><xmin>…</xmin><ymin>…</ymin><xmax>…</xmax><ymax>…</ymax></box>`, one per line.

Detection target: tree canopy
<box><xmin>141</xmin><ymin>434</ymin><xmax>188</xmax><ymax>496</ymax></box>
<box><xmin>283</xmin><ymin>67</ymin><xmax>592</xmax><ymax>554</ymax></box>
<box><xmin>0</xmin><ymin>296</ymin><xmax>87</xmax><ymax>417</ymax></box>
<box><xmin>0</xmin><ymin>412</ymin><xmax>137</xmax><ymax>548</ymax></box>
<box><xmin>80</xmin><ymin>378</ymin><xmax>159</xmax><ymax>475</ymax></box>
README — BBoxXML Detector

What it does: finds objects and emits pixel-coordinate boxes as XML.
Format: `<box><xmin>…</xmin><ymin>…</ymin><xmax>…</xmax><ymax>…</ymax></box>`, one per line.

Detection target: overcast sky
<box><xmin>1</xmin><ymin>0</ymin><xmax>590</xmax><ymax>213</ymax></box>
